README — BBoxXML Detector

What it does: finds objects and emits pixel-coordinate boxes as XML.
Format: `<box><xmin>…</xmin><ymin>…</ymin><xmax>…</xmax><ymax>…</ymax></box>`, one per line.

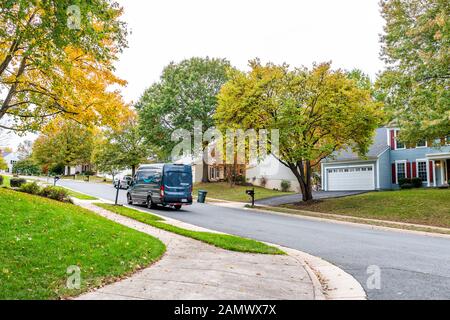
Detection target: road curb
<box><xmin>280</xmin><ymin>247</ymin><xmax>366</xmax><ymax>300</ymax></box>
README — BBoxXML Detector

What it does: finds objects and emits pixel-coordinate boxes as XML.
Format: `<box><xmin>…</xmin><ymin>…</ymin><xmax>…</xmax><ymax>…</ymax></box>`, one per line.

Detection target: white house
<box><xmin>1</xmin><ymin>151</ymin><xmax>20</xmax><ymax>174</ymax></box>
<box><xmin>246</xmin><ymin>154</ymin><xmax>300</xmax><ymax>192</ymax></box>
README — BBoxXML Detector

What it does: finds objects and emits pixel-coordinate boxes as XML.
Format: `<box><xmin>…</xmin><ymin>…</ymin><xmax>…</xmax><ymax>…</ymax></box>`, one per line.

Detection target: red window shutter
<box><xmin>412</xmin><ymin>162</ymin><xmax>417</xmax><ymax>178</ymax></box>
<box><xmin>390</xmin><ymin>130</ymin><xmax>396</xmax><ymax>150</ymax></box>
<box><xmin>392</xmin><ymin>163</ymin><xmax>396</xmax><ymax>184</ymax></box>
<box><xmin>406</xmin><ymin>162</ymin><xmax>411</xmax><ymax>178</ymax></box>
<box><xmin>429</xmin><ymin>161</ymin><xmax>434</xmax><ymax>183</ymax></box>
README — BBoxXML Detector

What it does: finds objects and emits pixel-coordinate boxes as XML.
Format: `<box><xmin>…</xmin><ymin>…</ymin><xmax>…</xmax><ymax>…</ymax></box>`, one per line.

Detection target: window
<box><xmin>416</xmin><ymin>140</ymin><xmax>427</xmax><ymax>148</ymax></box>
<box><xmin>395</xmin><ymin>131</ymin><xmax>405</xmax><ymax>149</ymax></box>
<box><xmin>417</xmin><ymin>161</ymin><xmax>427</xmax><ymax>182</ymax></box>
<box><xmin>396</xmin><ymin>162</ymin><xmax>406</xmax><ymax>183</ymax></box>
<box><xmin>446</xmin><ymin>136</ymin><xmax>450</xmax><ymax>145</ymax></box>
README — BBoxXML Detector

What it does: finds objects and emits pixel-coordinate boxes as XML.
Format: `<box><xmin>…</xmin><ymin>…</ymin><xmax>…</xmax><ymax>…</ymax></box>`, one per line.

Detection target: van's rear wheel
<box><xmin>174</xmin><ymin>205</ymin><xmax>182</xmax><ymax>211</ymax></box>
<box><xmin>127</xmin><ymin>193</ymin><xmax>133</xmax><ymax>205</ymax></box>
<box><xmin>147</xmin><ymin>197</ymin><xmax>157</xmax><ymax>209</ymax></box>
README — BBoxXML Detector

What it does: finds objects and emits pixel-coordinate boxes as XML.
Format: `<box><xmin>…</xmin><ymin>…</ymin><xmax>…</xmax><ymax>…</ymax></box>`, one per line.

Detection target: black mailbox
<box><xmin>246</xmin><ymin>188</ymin><xmax>255</xmax><ymax>207</ymax></box>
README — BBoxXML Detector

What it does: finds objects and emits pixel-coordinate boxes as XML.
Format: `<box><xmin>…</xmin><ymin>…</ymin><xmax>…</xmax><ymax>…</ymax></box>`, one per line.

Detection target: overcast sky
<box><xmin>4</xmin><ymin>0</ymin><xmax>386</xmax><ymax>150</ymax></box>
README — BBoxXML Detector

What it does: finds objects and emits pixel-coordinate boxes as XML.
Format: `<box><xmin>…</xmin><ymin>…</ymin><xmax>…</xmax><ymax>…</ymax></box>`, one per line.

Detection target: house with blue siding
<box><xmin>321</xmin><ymin>127</ymin><xmax>450</xmax><ymax>191</ymax></box>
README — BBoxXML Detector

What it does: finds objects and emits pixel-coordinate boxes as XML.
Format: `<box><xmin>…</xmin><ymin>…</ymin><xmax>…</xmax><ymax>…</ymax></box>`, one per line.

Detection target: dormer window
<box><xmin>395</xmin><ymin>130</ymin><xmax>405</xmax><ymax>150</ymax></box>
<box><xmin>416</xmin><ymin>140</ymin><xmax>427</xmax><ymax>148</ymax></box>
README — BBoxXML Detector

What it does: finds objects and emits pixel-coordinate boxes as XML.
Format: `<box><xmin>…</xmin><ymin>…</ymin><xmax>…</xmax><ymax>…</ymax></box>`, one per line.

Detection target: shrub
<box><xmin>40</xmin><ymin>186</ymin><xmax>70</xmax><ymax>202</ymax></box>
<box><xmin>234</xmin><ymin>175</ymin><xmax>246</xmax><ymax>185</ymax></box>
<box><xmin>281</xmin><ymin>180</ymin><xmax>291</xmax><ymax>192</ymax></box>
<box><xmin>19</xmin><ymin>182</ymin><xmax>42</xmax><ymax>195</ymax></box>
<box><xmin>411</xmin><ymin>178</ymin><xmax>423</xmax><ymax>188</ymax></box>
<box><xmin>399</xmin><ymin>178</ymin><xmax>423</xmax><ymax>189</ymax></box>
<box><xmin>10</xmin><ymin>178</ymin><xmax>27</xmax><ymax>188</ymax></box>
<box><xmin>260</xmin><ymin>176</ymin><xmax>267</xmax><ymax>188</ymax></box>
<box><xmin>0</xmin><ymin>175</ymin><xmax>3</xmax><ymax>186</ymax></box>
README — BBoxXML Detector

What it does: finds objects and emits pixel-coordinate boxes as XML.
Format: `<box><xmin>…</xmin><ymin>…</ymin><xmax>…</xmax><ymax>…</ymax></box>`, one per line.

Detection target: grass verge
<box><xmin>193</xmin><ymin>182</ymin><xmax>294</xmax><ymax>202</ymax></box>
<box><xmin>0</xmin><ymin>188</ymin><xmax>165</xmax><ymax>299</ymax></box>
<box><xmin>64</xmin><ymin>189</ymin><xmax>98</xmax><ymax>200</ymax></box>
<box><xmin>95</xmin><ymin>203</ymin><xmax>285</xmax><ymax>255</ymax></box>
<box><xmin>281</xmin><ymin>189</ymin><xmax>450</xmax><ymax>228</ymax></box>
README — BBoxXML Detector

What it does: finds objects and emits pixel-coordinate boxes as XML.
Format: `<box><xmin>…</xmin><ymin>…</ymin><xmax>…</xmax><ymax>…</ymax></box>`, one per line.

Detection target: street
<box><xmin>54</xmin><ymin>178</ymin><xmax>450</xmax><ymax>300</ymax></box>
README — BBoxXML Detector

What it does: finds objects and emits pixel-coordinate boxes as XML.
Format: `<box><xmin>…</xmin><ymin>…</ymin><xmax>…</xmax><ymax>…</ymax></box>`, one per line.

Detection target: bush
<box><xmin>10</xmin><ymin>178</ymin><xmax>27</xmax><ymax>188</ymax></box>
<box><xmin>281</xmin><ymin>180</ymin><xmax>291</xmax><ymax>192</ymax></box>
<box><xmin>234</xmin><ymin>175</ymin><xmax>246</xmax><ymax>185</ymax></box>
<box><xmin>399</xmin><ymin>178</ymin><xmax>423</xmax><ymax>189</ymax></box>
<box><xmin>19</xmin><ymin>182</ymin><xmax>41</xmax><ymax>195</ymax></box>
<box><xmin>40</xmin><ymin>186</ymin><xmax>70</xmax><ymax>202</ymax></box>
<box><xmin>0</xmin><ymin>175</ymin><xmax>3</xmax><ymax>186</ymax></box>
<box><xmin>411</xmin><ymin>178</ymin><xmax>423</xmax><ymax>188</ymax></box>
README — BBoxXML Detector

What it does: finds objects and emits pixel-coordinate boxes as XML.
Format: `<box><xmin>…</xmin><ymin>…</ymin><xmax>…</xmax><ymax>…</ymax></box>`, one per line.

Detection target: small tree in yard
<box><xmin>93</xmin><ymin>115</ymin><xmax>150</xmax><ymax>177</ymax></box>
<box><xmin>216</xmin><ymin>61</ymin><xmax>383</xmax><ymax>202</ymax></box>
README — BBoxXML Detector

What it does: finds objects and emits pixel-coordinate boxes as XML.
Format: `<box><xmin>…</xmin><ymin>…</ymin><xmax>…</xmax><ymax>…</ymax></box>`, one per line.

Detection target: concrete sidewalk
<box><xmin>75</xmin><ymin>201</ymin><xmax>320</xmax><ymax>300</ymax></box>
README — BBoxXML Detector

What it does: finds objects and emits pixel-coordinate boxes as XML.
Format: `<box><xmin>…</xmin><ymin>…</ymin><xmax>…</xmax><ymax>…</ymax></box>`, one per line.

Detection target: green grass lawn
<box><xmin>95</xmin><ymin>203</ymin><xmax>284</xmax><ymax>255</ymax></box>
<box><xmin>0</xmin><ymin>188</ymin><xmax>165</xmax><ymax>300</ymax></box>
<box><xmin>64</xmin><ymin>189</ymin><xmax>98</xmax><ymax>200</ymax></box>
<box><xmin>283</xmin><ymin>189</ymin><xmax>450</xmax><ymax>228</ymax></box>
<box><xmin>193</xmin><ymin>182</ymin><xmax>294</xmax><ymax>202</ymax></box>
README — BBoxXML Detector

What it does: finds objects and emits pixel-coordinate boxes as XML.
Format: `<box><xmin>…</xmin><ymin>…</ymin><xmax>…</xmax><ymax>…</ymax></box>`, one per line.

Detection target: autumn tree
<box><xmin>136</xmin><ymin>57</ymin><xmax>231</xmax><ymax>182</ymax></box>
<box><xmin>92</xmin><ymin>115</ymin><xmax>150</xmax><ymax>177</ymax></box>
<box><xmin>0</xmin><ymin>0</ymin><xmax>129</xmax><ymax>131</ymax></box>
<box><xmin>32</xmin><ymin>118</ymin><xmax>95</xmax><ymax>173</ymax></box>
<box><xmin>377</xmin><ymin>0</ymin><xmax>449</xmax><ymax>143</ymax></box>
<box><xmin>216</xmin><ymin>61</ymin><xmax>383</xmax><ymax>201</ymax></box>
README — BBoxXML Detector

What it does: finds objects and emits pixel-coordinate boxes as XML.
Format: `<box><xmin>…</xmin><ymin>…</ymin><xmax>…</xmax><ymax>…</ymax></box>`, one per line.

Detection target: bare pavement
<box><xmin>42</xmin><ymin>178</ymin><xmax>450</xmax><ymax>300</ymax></box>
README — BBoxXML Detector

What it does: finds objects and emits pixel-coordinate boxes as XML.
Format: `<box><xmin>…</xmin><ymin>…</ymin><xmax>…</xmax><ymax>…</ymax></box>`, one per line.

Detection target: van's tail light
<box><xmin>160</xmin><ymin>185</ymin><xmax>165</xmax><ymax>197</ymax></box>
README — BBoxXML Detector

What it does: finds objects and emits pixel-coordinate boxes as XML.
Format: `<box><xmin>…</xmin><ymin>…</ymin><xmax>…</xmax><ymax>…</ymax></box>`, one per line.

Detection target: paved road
<box><xmin>255</xmin><ymin>191</ymin><xmax>365</xmax><ymax>206</ymax></box>
<box><xmin>53</xmin><ymin>178</ymin><xmax>450</xmax><ymax>300</ymax></box>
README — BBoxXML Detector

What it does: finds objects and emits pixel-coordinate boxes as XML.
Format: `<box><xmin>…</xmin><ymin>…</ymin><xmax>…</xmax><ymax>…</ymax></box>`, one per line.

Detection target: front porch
<box><xmin>426</xmin><ymin>153</ymin><xmax>450</xmax><ymax>187</ymax></box>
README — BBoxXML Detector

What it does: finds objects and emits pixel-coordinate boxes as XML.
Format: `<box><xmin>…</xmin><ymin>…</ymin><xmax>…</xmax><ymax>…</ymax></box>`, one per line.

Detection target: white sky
<box><xmin>3</xmin><ymin>0</ymin><xmax>386</xmax><ymax>150</ymax></box>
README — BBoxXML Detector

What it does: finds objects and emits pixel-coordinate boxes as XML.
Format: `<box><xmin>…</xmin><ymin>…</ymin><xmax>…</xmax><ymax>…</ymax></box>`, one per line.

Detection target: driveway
<box><xmin>40</xmin><ymin>178</ymin><xmax>450</xmax><ymax>300</ymax></box>
<box><xmin>256</xmin><ymin>191</ymin><xmax>366</xmax><ymax>206</ymax></box>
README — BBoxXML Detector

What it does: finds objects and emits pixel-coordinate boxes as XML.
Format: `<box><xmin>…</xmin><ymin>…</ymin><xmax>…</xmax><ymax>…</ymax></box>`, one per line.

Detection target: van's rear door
<box><xmin>163</xmin><ymin>165</ymin><xmax>192</xmax><ymax>203</ymax></box>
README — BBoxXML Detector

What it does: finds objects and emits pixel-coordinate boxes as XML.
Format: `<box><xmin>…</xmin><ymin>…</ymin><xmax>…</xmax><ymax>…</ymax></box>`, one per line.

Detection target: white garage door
<box><xmin>327</xmin><ymin>166</ymin><xmax>375</xmax><ymax>191</ymax></box>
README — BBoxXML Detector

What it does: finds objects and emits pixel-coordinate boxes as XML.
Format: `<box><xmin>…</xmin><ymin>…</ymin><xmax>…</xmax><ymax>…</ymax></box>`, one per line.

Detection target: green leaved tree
<box><xmin>377</xmin><ymin>0</ymin><xmax>450</xmax><ymax>143</ymax></box>
<box><xmin>136</xmin><ymin>57</ymin><xmax>231</xmax><ymax>182</ymax></box>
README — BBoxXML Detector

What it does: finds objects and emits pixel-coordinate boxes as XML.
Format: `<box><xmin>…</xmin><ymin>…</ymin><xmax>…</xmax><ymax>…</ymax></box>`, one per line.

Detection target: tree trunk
<box><xmin>201</xmin><ymin>159</ymin><xmax>209</xmax><ymax>183</ymax></box>
<box><xmin>288</xmin><ymin>161</ymin><xmax>314</xmax><ymax>202</ymax></box>
<box><xmin>131</xmin><ymin>165</ymin><xmax>136</xmax><ymax>177</ymax></box>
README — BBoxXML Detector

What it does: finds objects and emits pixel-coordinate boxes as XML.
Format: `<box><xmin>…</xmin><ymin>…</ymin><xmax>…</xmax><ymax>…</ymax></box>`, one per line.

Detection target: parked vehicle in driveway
<box><xmin>127</xmin><ymin>164</ymin><xmax>193</xmax><ymax>210</ymax></box>
<box><xmin>113</xmin><ymin>175</ymin><xmax>133</xmax><ymax>189</ymax></box>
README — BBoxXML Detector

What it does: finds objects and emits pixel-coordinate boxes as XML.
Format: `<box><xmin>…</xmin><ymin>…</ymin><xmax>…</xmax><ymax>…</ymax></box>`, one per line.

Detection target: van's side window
<box><xmin>137</xmin><ymin>170</ymin><xmax>158</xmax><ymax>184</ymax></box>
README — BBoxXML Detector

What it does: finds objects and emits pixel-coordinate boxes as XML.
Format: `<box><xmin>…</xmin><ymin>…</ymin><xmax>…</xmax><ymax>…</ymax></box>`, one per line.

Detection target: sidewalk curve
<box><xmin>74</xmin><ymin>201</ymin><xmax>365</xmax><ymax>300</ymax></box>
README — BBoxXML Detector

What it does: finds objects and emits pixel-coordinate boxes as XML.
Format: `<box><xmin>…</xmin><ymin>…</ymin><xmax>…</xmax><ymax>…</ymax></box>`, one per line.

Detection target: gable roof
<box><xmin>323</xmin><ymin>128</ymin><xmax>389</xmax><ymax>162</ymax></box>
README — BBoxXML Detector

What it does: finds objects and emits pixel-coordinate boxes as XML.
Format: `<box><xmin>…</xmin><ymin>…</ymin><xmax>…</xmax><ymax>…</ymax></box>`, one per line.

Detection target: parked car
<box><xmin>126</xmin><ymin>164</ymin><xmax>193</xmax><ymax>210</ymax></box>
<box><xmin>113</xmin><ymin>175</ymin><xmax>133</xmax><ymax>189</ymax></box>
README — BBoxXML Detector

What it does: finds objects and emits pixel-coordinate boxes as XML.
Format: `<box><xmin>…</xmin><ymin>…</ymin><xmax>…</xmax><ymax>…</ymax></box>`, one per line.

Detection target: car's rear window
<box><xmin>164</xmin><ymin>171</ymin><xmax>192</xmax><ymax>187</ymax></box>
